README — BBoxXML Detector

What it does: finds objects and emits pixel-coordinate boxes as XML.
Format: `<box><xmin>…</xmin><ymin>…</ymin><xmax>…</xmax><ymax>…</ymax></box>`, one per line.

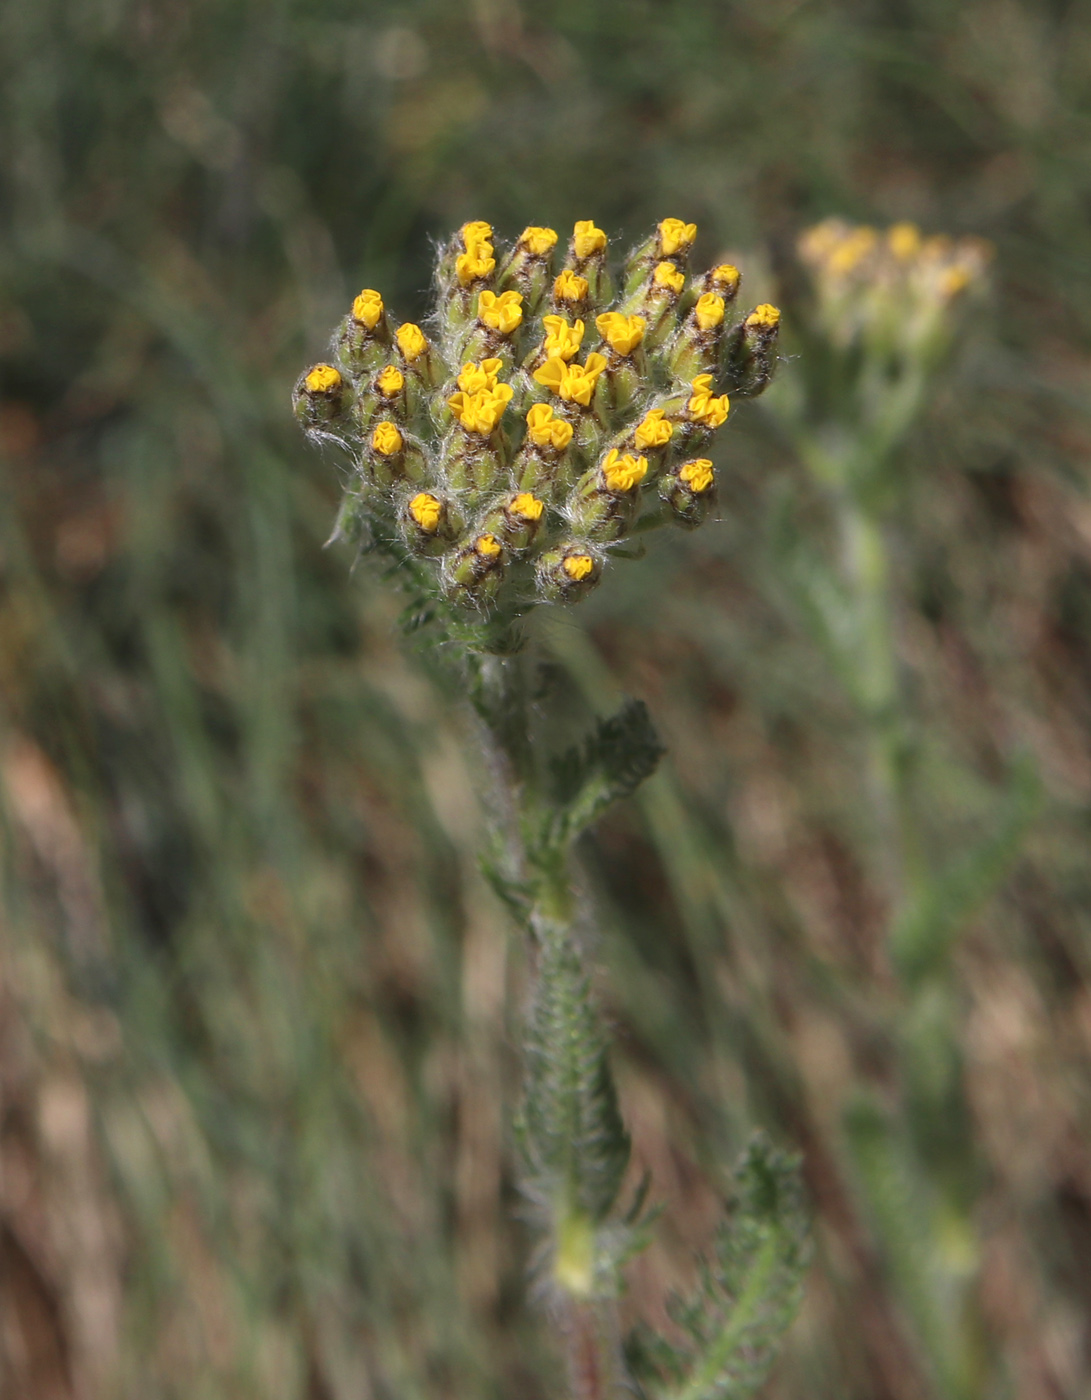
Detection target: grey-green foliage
<box><xmin>547</xmin><ymin>697</ymin><xmax>666</xmax><ymax>844</ymax></box>
<box><xmin>516</xmin><ymin>924</ymin><xmax>631</xmax><ymax>1226</ymax></box>
<box><xmin>627</xmin><ymin>1137</ymin><xmax>809</xmax><ymax>1400</ymax></box>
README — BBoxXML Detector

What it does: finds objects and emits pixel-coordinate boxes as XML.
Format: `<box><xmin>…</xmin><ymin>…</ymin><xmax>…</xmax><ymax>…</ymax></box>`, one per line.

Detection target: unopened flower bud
<box><xmin>401</xmin><ymin>490</ymin><xmax>463</xmax><ymax>555</ymax></box>
<box><xmin>565</xmin><ymin>221</ymin><xmax>613</xmax><ymax>305</ymax></box>
<box><xmin>294</xmin><ymin>363</ymin><xmax>350</xmax><ymax>432</ymax></box>
<box><xmin>662</xmin><ymin>456</ymin><xmax>716</xmax><ymax>528</ymax></box>
<box><xmin>447</xmin><ymin>531</ymin><xmax>506</xmax><ymax>607</ymax></box>
<box><xmin>524</xmin><ymin>315</ymin><xmax>585</xmax><ymax>375</ymax></box>
<box><xmin>498</xmin><ymin>226</ymin><xmax>558</xmax><ymax>314</ymax></box>
<box><xmin>567</xmin><ymin>449</ymin><xmax>648</xmax><ymax>542</ymax></box>
<box><xmin>479</xmin><ymin>490</ymin><xmax>547</xmax><ymax>551</ymax></box>
<box><xmin>723</xmin><ymin>303</ymin><xmax>780</xmax><ymax>397</ymax></box>
<box><xmin>335</xmin><ymin>291</ymin><xmax>392</xmax><ymax>375</ymax></box>
<box><xmin>617</xmin><ymin>261</ymin><xmax>686</xmax><ymax>349</ymax></box>
<box><xmin>536</xmin><ymin>544</ymin><xmax>603</xmax><ymax>604</ymax></box>
<box><xmin>514</xmin><ymin>403</ymin><xmax>575</xmax><ymax>496</ymax></box>
<box><xmin>396</xmin><ymin>322</ymin><xmax>441</xmax><ymax>390</ymax></box>
<box><xmin>668</xmin><ymin>292</ymin><xmax>727</xmax><ymax>382</ymax></box>
<box><xmin>365</xmin><ymin>419</ymin><xmax>427</xmax><ymax>487</ymax></box>
<box><xmin>553</xmin><ymin>269</ymin><xmax>591</xmax><ymax>318</ymax></box>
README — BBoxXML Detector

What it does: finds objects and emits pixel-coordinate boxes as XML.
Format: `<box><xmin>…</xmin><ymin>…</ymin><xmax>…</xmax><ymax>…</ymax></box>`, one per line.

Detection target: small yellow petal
<box><xmin>376</xmin><ymin>364</ymin><xmax>404</xmax><ymax>396</ymax></box>
<box><xmin>475</xmin><ymin>533</ymin><xmax>502</xmax><ymax>559</ymax></box>
<box><xmin>563</xmin><ymin>552</ymin><xmax>595</xmax><ymax>581</ymax></box>
<box><xmin>371</xmin><ymin>421</ymin><xmax>403</xmax><ymax>455</ymax></box>
<box><xmin>745</xmin><ymin>303</ymin><xmax>780</xmax><ymax>330</ymax></box>
<box><xmin>601</xmin><ymin>449</ymin><xmax>648</xmax><ymax>493</ymax></box>
<box><xmin>694</xmin><ymin>293</ymin><xmax>725</xmax><ymax>331</ymax></box>
<box><xmin>520</xmin><ymin>226</ymin><xmax>558</xmax><ymax>257</ymax></box>
<box><xmin>510</xmin><ymin>492</ymin><xmax>545</xmax><ymax>522</ymax></box>
<box><xmin>554</xmin><ymin>269</ymin><xmax>589</xmax><ymax>303</ymax></box>
<box><xmin>397</xmin><ymin>323</ymin><xmax>428</xmax><ymax>361</ymax></box>
<box><xmin>634</xmin><ymin>408</ymin><xmax>673</xmax><ymax>451</ymax></box>
<box><xmin>653</xmin><ymin>261</ymin><xmax>685</xmax><ymax>294</ymax></box>
<box><xmin>305</xmin><ymin>364</ymin><xmax>341</xmax><ymax>394</ymax></box>
<box><xmin>710</xmin><ymin>264</ymin><xmax>740</xmax><ymax>293</ymax></box>
<box><xmin>658</xmin><ymin>218</ymin><xmax>697</xmax><ymax>256</ymax></box>
<box><xmin>351</xmin><ymin>290</ymin><xmax>383</xmax><ymax>329</ymax></box>
<box><xmin>678</xmin><ymin>459</ymin><xmax>714</xmax><ymax>493</ymax></box>
<box><xmin>572</xmin><ymin>221</ymin><xmax>607</xmax><ymax>259</ymax></box>
<box><xmin>409</xmin><ymin>492</ymin><xmax>443</xmax><ymax>532</ymax></box>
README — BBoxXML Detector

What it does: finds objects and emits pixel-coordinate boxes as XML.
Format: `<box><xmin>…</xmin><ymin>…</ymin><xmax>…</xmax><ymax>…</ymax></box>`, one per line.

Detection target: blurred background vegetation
<box><xmin>2</xmin><ymin>1</ymin><xmax>1091</xmax><ymax>1397</ymax></box>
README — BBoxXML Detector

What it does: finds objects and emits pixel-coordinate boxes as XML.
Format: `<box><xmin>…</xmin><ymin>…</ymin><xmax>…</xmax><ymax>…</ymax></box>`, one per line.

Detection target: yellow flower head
<box><xmin>827</xmin><ymin>226</ymin><xmax>877</xmax><ymax>276</ymax></box>
<box><xmin>710</xmin><ymin>264</ymin><xmax>740</xmax><ymax>293</ymax></box>
<box><xmin>653</xmin><ymin>261</ymin><xmax>686</xmax><ymax>295</ymax></box>
<box><xmin>447</xmin><ymin>383</ymin><xmax>514</xmax><ymax>435</ymax></box>
<box><xmin>474</xmin><ymin>533</ymin><xmax>502</xmax><ymax>559</ymax></box>
<box><xmin>533</xmin><ymin>352</ymin><xmax>608</xmax><ymax>407</ymax></box>
<box><xmin>634</xmin><ymin>407</ymin><xmax>674</xmax><ymax>451</ymax></box>
<box><xmin>457</xmin><ymin>358</ymin><xmax>504</xmax><ymax>394</ymax></box>
<box><xmin>477</xmin><ymin>289</ymin><xmax>524</xmax><ymax>334</ymax></box>
<box><xmin>305</xmin><ymin>364</ymin><xmax>341</xmax><ymax>394</ymax></box>
<box><xmin>572</xmin><ymin>221</ymin><xmax>607</xmax><ymax>259</ymax></box>
<box><xmin>456</xmin><ymin>245</ymin><xmax>496</xmax><ymax>286</ymax></box>
<box><xmin>563</xmin><ymin>552</ymin><xmax>595</xmax><ymax>581</ymax></box>
<box><xmin>509</xmin><ymin>492</ymin><xmax>545</xmax><ymax>522</ymax></box>
<box><xmin>520</xmin><ymin>226</ymin><xmax>558</xmax><ymax>257</ymax></box>
<box><xmin>397</xmin><ymin>322</ymin><xmax>428</xmax><ymax>362</ymax></box>
<box><xmin>408</xmin><ymin>492</ymin><xmax>443</xmax><ymax>532</ymax></box>
<box><xmin>371</xmin><ymin>421</ymin><xmax>403</xmax><ymax>455</ymax></box>
<box><xmin>600</xmin><ymin>449</ymin><xmax>648</xmax><ymax>493</ymax></box>
<box><xmin>687</xmin><ymin>375</ymin><xmax>730</xmax><ymax>429</ymax></box>
<box><xmin>694</xmin><ymin>293</ymin><xmax>726</xmax><ymax>332</ymax></box>
<box><xmin>526</xmin><ymin>402</ymin><xmax>574</xmax><ymax>451</ymax></box>
<box><xmin>554</xmin><ymin>269</ymin><xmax>589</xmax><ymax>304</ymax></box>
<box><xmin>659</xmin><ymin>218</ymin><xmax>697</xmax><ymax>256</ymax></box>
<box><xmin>542</xmin><ymin>314</ymin><xmax>585</xmax><ymax>362</ymax></box>
<box><xmin>887</xmin><ymin>222</ymin><xmax>922</xmax><ymax>262</ymax></box>
<box><xmin>376</xmin><ymin>364</ymin><xmax>404</xmax><ymax>397</ymax></box>
<box><xmin>461</xmin><ymin>221</ymin><xmax>493</xmax><ymax>252</ymax></box>
<box><xmin>596</xmin><ymin>312</ymin><xmax>646</xmax><ymax>356</ymax></box>
<box><xmin>351</xmin><ymin>289</ymin><xmax>383</xmax><ymax>329</ymax></box>
<box><xmin>679</xmin><ymin>459</ymin><xmax>715</xmax><ymax>493</ymax></box>
<box><xmin>746</xmin><ymin>303</ymin><xmax>780</xmax><ymax>330</ymax></box>
<box><xmin>939</xmin><ymin>266</ymin><xmax>971</xmax><ymax>300</ymax></box>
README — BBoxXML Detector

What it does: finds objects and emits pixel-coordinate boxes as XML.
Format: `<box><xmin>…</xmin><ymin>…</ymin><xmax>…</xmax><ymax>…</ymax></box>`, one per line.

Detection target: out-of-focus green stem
<box><xmin>835</xmin><ymin>489</ymin><xmax>923</xmax><ymax>919</ymax></box>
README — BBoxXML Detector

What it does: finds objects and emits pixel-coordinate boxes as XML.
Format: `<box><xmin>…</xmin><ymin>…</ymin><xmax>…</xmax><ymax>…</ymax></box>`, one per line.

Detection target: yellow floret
<box><xmin>633</xmin><ymin>408</ymin><xmax>674</xmax><ymax>451</ymax></box>
<box><xmin>887</xmin><ymin>222</ymin><xmax>922</xmax><ymax>261</ymax></box>
<box><xmin>447</xmin><ymin>383</ymin><xmax>514</xmax><ymax>434</ymax></box>
<box><xmin>827</xmin><ymin>226</ymin><xmax>877</xmax><ymax>275</ymax></box>
<box><xmin>679</xmin><ymin>459</ymin><xmax>715</xmax><ymax>493</ymax></box>
<box><xmin>687</xmin><ymin>375</ymin><xmax>730</xmax><ymax>429</ymax></box>
<box><xmin>477</xmin><ymin>289</ymin><xmax>524</xmax><ymax>334</ymax></box>
<box><xmin>520</xmin><ymin>226</ymin><xmax>558</xmax><ymax>256</ymax></box>
<box><xmin>542</xmin><ymin>314</ymin><xmax>585</xmax><ymax>362</ymax></box>
<box><xmin>376</xmin><ymin>364</ymin><xmax>404</xmax><ymax>396</ymax></box>
<box><xmin>371</xmin><ymin>421</ymin><xmax>403</xmax><ymax>455</ymax></box>
<box><xmin>456</xmin><ymin>246</ymin><xmax>497</xmax><ymax>285</ymax></box>
<box><xmin>409</xmin><ymin>492</ymin><xmax>443</xmax><ymax>532</ymax></box>
<box><xmin>397</xmin><ymin>323</ymin><xmax>428</xmax><ymax>361</ymax></box>
<box><xmin>745</xmin><ymin>303</ymin><xmax>780</xmax><ymax>330</ymax></box>
<box><xmin>653</xmin><ymin>261</ymin><xmax>685</xmax><ymax>295</ymax></box>
<box><xmin>600</xmin><ymin>449</ymin><xmax>648</xmax><ymax>493</ymax></box>
<box><xmin>710</xmin><ymin>264</ymin><xmax>740</xmax><ymax>292</ymax></box>
<box><xmin>510</xmin><ymin>492</ymin><xmax>545</xmax><ymax>522</ymax></box>
<box><xmin>659</xmin><ymin>218</ymin><xmax>697</xmax><ymax>256</ymax></box>
<box><xmin>475</xmin><ymin>533</ymin><xmax>502</xmax><ymax>559</ymax></box>
<box><xmin>572</xmin><ymin>221</ymin><xmax>607</xmax><ymax>259</ymax></box>
<box><xmin>533</xmin><ymin>352</ymin><xmax>607</xmax><ymax>407</ymax></box>
<box><xmin>457</xmin><ymin>358</ymin><xmax>504</xmax><ymax>394</ymax></box>
<box><xmin>554</xmin><ymin>269</ymin><xmax>589</xmax><ymax>303</ymax></box>
<box><xmin>461</xmin><ymin>221</ymin><xmax>493</xmax><ymax>252</ymax></box>
<box><xmin>595</xmin><ymin>312</ymin><xmax>646</xmax><ymax>356</ymax></box>
<box><xmin>694</xmin><ymin>293</ymin><xmax>725</xmax><ymax>331</ymax></box>
<box><xmin>351</xmin><ymin>290</ymin><xmax>383</xmax><ymax>329</ymax></box>
<box><xmin>525</xmin><ymin>403</ymin><xmax>574</xmax><ymax>451</ymax></box>
<box><xmin>563</xmin><ymin>553</ymin><xmax>595</xmax><ymax>581</ymax></box>
<box><xmin>305</xmin><ymin>364</ymin><xmax>341</xmax><ymax>394</ymax></box>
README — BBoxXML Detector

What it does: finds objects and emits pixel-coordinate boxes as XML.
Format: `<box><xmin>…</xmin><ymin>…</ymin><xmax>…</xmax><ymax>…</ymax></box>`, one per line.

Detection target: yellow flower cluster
<box><xmin>295</xmin><ymin>216</ymin><xmax>782</xmax><ymax>613</ymax></box>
